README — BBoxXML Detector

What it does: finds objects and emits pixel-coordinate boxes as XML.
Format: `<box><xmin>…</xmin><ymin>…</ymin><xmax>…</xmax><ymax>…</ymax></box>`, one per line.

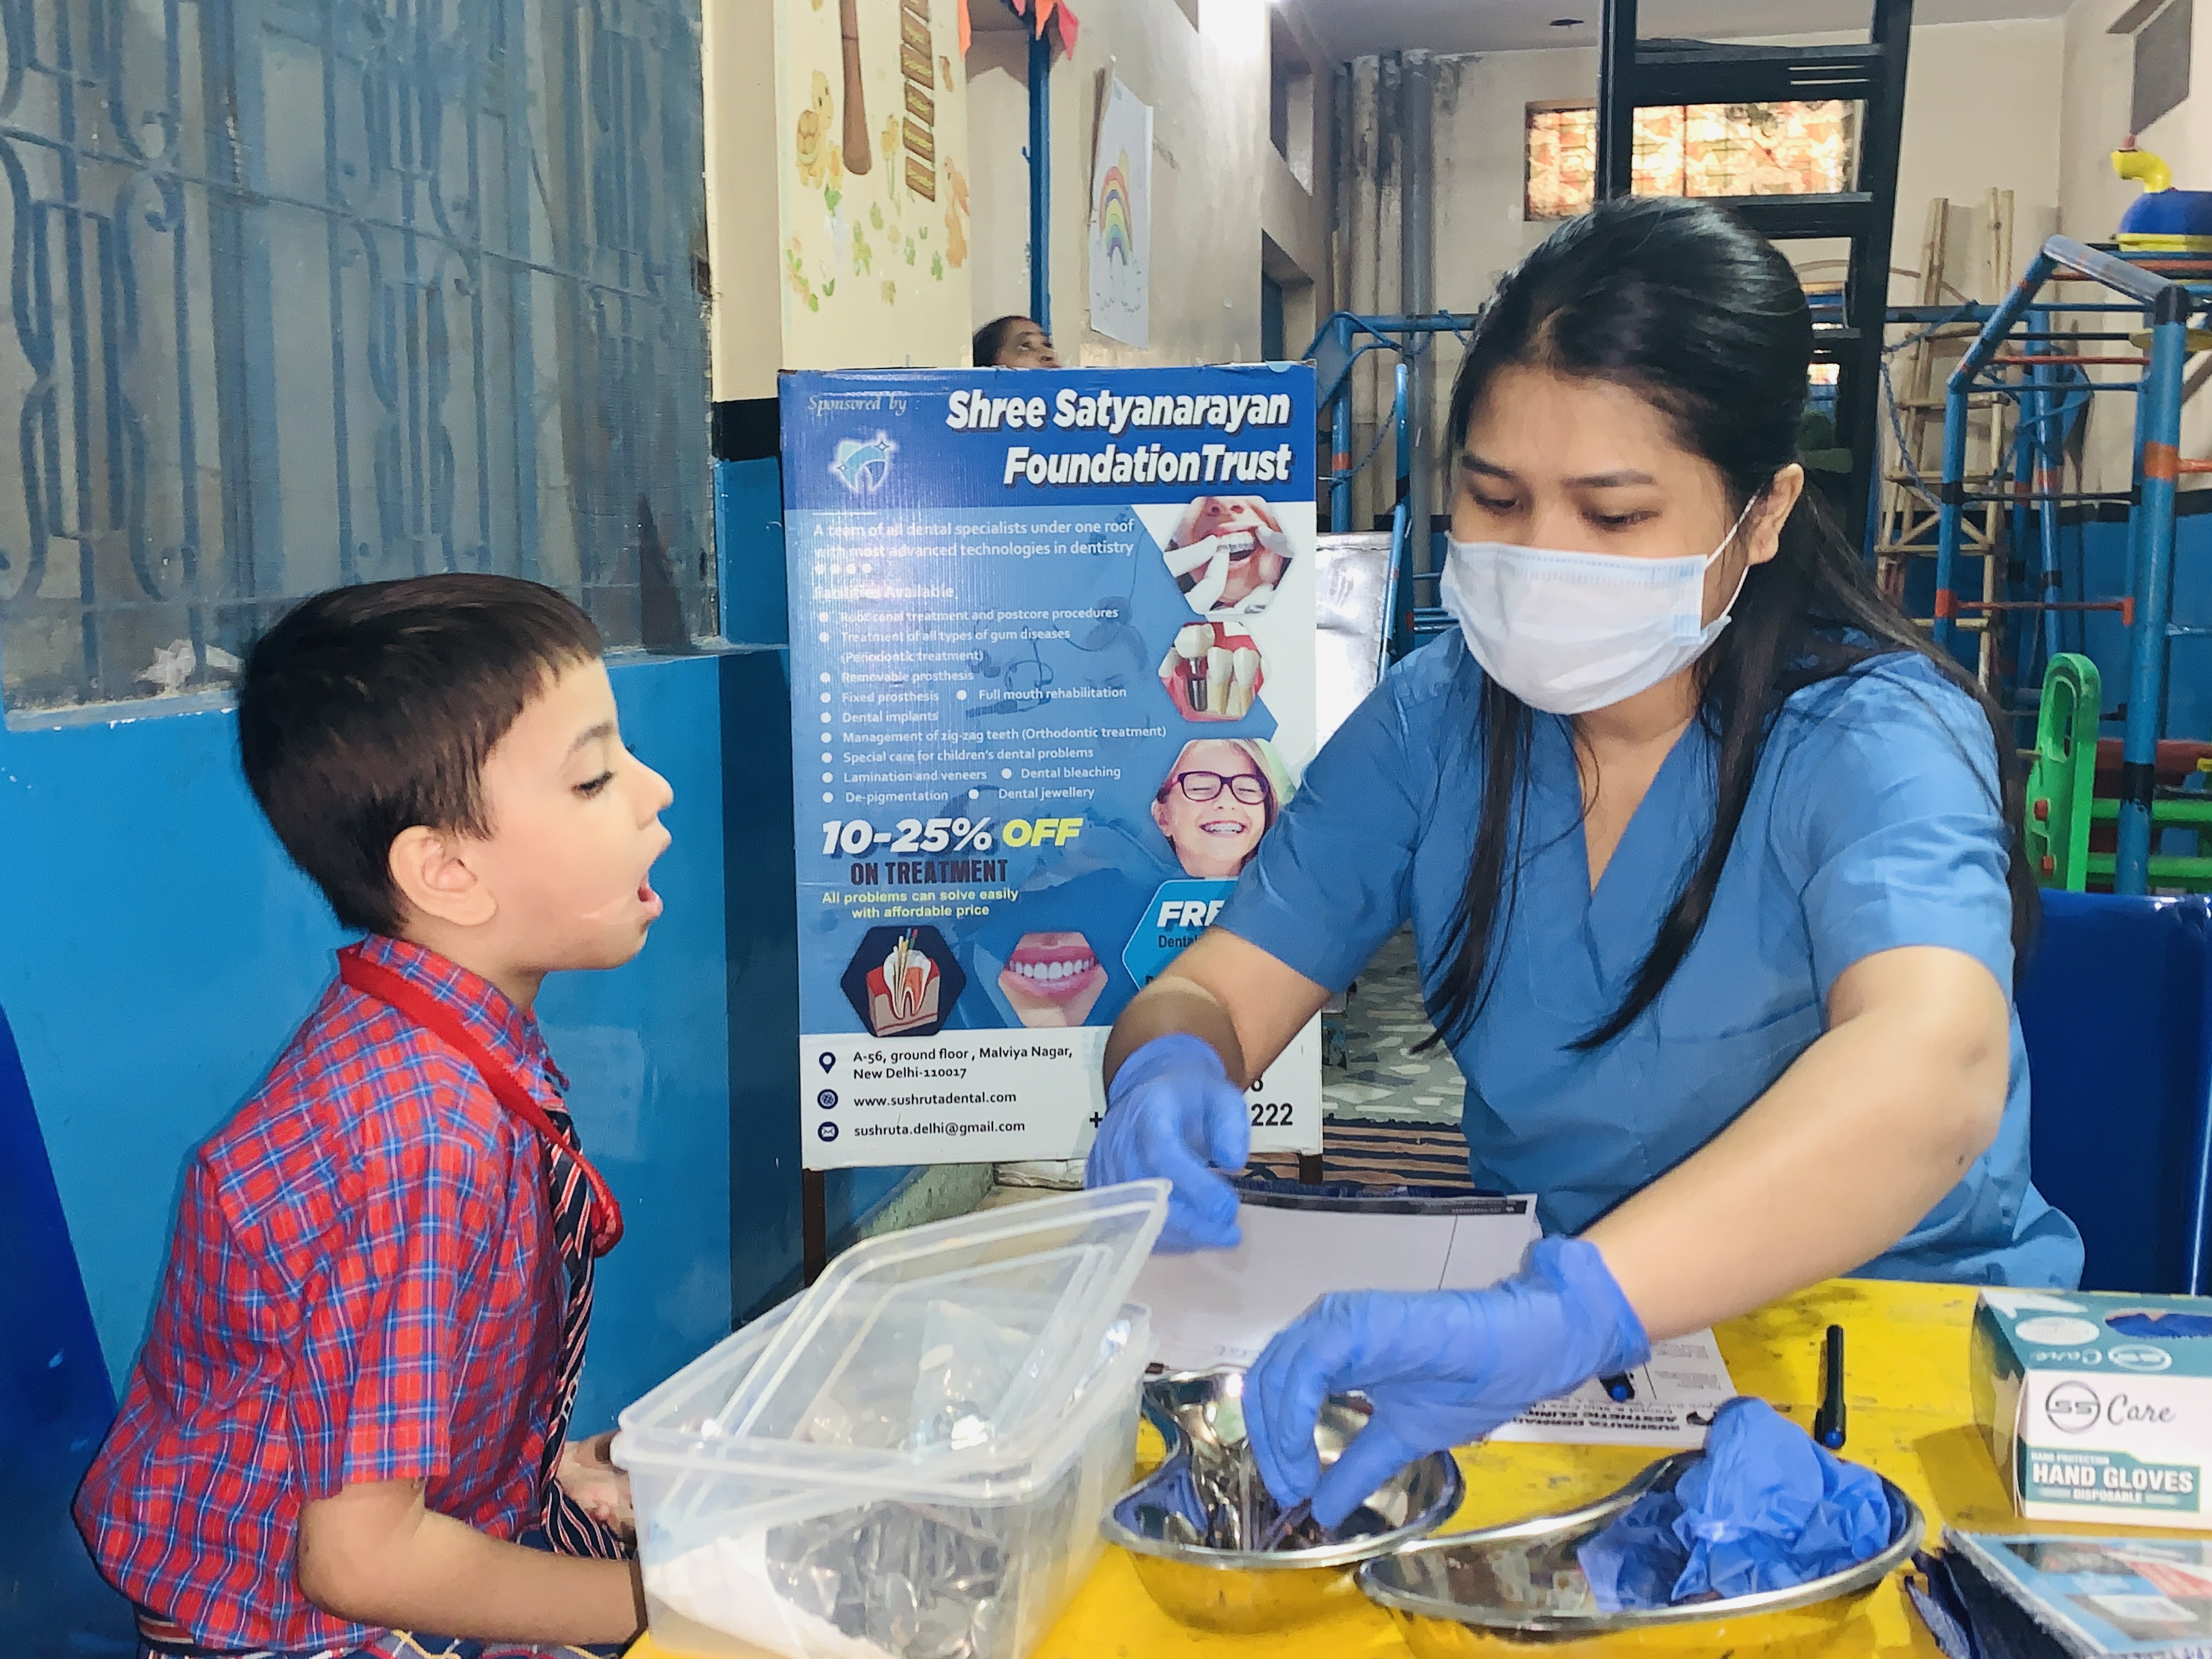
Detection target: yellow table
<box><xmin>634</xmin><ymin>1279</ymin><xmax>2062</xmax><ymax>1659</ymax></box>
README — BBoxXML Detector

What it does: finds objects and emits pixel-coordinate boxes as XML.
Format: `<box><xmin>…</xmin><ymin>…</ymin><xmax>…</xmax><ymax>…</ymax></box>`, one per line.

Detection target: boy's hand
<box><xmin>297</xmin><ymin>1477</ymin><xmax>642</xmax><ymax>1644</ymax></box>
<box><xmin>556</xmin><ymin>1431</ymin><xmax>635</xmax><ymax>1538</ymax></box>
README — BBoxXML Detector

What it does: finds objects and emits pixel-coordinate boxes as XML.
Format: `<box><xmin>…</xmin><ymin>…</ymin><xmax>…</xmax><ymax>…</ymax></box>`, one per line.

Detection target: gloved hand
<box><xmin>1243</xmin><ymin>1237</ymin><xmax>1650</xmax><ymax>1530</ymax></box>
<box><xmin>1084</xmin><ymin>1034</ymin><xmax>1249</xmax><ymax>1252</ymax></box>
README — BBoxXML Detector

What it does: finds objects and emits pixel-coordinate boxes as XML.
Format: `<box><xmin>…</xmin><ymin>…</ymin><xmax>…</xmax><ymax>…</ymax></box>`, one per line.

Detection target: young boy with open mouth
<box><xmin>77</xmin><ymin>575</ymin><xmax>674</xmax><ymax>1658</ymax></box>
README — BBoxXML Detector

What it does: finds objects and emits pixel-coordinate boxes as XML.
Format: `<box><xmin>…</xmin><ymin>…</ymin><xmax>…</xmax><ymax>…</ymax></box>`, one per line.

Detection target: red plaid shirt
<box><xmin>77</xmin><ymin>937</ymin><xmax>572</xmax><ymax>1652</ymax></box>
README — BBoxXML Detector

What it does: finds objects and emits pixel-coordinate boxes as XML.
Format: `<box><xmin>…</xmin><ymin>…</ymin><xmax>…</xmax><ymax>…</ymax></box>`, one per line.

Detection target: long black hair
<box><xmin>1425</xmin><ymin>195</ymin><xmax>2035</xmax><ymax>1053</ymax></box>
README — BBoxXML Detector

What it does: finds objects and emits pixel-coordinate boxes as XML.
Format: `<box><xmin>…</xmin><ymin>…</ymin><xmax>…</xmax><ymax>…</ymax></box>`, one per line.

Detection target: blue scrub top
<box><xmin>1218</xmin><ymin>633</ymin><xmax>2084</xmax><ymax>1288</ymax></box>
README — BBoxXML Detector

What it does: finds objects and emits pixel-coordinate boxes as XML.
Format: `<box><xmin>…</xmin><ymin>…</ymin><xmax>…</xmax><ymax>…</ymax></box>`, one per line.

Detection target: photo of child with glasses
<box><xmin>1150</xmin><ymin>738</ymin><xmax>1293</xmax><ymax>879</ymax></box>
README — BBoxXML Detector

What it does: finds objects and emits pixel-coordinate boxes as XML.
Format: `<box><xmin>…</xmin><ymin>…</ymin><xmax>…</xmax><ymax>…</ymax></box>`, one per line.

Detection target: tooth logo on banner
<box><xmin>831</xmin><ymin>432</ymin><xmax>897</xmax><ymax>495</ymax></box>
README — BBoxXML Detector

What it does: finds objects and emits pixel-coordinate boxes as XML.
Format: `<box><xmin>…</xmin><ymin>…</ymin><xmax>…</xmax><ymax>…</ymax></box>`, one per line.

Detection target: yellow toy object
<box><xmin>2113</xmin><ymin>144</ymin><xmax>2212</xmax><ymax>254</ymax></box>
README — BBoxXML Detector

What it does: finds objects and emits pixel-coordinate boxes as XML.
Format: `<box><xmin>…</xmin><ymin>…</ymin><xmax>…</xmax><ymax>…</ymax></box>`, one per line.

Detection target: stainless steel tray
<box><xmin>1100</xmin><ymin>1368</ymin><xmax>1466</xmax><ymax>1634</ymax></box>
<box><xmin>1356</xmin><ymin>1450</ymin><xmax>1925</xmax><ymax>1654</ymax></box>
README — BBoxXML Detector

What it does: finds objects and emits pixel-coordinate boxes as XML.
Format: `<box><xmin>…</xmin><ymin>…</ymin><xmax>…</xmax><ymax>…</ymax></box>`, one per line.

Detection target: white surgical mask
<box><xmin>1438</xmin><ymin>499</ymin><xmax>1758</xmax><ymax>715</ymax></box>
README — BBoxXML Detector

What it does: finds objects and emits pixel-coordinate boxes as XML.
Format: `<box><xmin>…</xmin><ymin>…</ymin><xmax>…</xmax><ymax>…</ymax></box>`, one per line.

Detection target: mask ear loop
<box><xmin>1704</xmin><ymin>492</ymin><xmax>1767</xmax><ymax>624</ymax></box>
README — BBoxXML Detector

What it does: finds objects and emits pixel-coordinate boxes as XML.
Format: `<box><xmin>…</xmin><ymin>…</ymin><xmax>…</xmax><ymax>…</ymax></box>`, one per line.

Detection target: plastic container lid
<box><xmin>618</xmin><ymin>1301</ymin><xmax>1156</xmax><ymax>1503</ymax></box>
<box><xmin>709</xmin><ymin>1181</ymin><xmax>1167</xmax><ymax>1466</ymax></box>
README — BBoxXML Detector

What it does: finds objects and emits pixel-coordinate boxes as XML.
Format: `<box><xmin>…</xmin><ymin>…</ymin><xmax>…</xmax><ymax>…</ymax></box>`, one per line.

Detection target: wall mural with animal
<box><xmin>780</xmin><ymin>0</ymin><xmax>972</xmax><ymax>366</ymax></box>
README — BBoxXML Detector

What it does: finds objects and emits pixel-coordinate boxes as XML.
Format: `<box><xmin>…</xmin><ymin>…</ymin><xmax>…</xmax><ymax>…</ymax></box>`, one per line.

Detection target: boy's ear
<box><xmin>388</xmin><ymin>826</ymin><xmax>496</xmax><ymax>929</ymax></box>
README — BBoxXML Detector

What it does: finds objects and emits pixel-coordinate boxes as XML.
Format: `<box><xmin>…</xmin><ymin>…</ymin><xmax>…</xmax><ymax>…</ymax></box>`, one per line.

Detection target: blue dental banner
<box><xmin>782</xmin><ymin>365</ymin><xmax>1322</xmax><ymax>1170</ymax></box>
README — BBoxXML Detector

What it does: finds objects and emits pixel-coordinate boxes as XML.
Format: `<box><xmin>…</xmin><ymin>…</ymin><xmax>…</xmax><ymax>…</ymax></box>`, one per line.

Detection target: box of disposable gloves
<box><xmin>1972</xmin><ymin>1288</ymin><xmax>2212</xmax><ymax>1528</ymax></box>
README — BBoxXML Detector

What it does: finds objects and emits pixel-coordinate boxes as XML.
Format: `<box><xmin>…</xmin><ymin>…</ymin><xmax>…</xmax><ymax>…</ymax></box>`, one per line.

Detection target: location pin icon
<box><xmin>817</xmin><ymin>1051</ymin><xmax>836</xmax><ymax>1073</ymax></box>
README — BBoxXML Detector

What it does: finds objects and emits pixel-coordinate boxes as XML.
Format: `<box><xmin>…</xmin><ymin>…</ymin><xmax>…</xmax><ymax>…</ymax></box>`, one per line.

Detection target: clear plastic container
<box><xmin>613</xmin><ymin>1183</ymin><xmax>1170</xmax><ymax>1658</ymax></box>
<box><xmin>619</xmin><ymin>1304</ymin><xmax>1155</xmax><ymax>1659</ymax></box>
<box><xmin>715</xmin><ymin>1183</ymin><xmax>1168</xmax><ymax>1459</ymax></box>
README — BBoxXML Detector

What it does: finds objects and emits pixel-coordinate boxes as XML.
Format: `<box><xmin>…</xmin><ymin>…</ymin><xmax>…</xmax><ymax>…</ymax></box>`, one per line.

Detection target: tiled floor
<box><xmin>1323</xmin><ymin>928</ymin><xmax>1465</xmax><ymax>1126</ymax></box>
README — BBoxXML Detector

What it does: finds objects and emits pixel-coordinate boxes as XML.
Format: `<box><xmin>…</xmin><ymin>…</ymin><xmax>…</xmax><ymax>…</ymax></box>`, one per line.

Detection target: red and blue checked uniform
<box><xmin>76</xmin><ymin>936</ymin><xmax>624</xmax><ymax>1658</ymax></box>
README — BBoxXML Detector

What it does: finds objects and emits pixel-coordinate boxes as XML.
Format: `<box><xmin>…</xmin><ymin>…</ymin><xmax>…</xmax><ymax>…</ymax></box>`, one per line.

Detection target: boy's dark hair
<box><xmin>238</xmin><ymin>574</ymin><xmax>603</xmax><ymax>935</ymax></box>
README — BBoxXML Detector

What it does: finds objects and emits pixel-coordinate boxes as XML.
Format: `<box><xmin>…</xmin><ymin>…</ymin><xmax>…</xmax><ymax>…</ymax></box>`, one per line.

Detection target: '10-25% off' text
<box><xmin>819</xmin><ymin>816</ymin><xmax>1086</xmax><ymax>856</ymax></box>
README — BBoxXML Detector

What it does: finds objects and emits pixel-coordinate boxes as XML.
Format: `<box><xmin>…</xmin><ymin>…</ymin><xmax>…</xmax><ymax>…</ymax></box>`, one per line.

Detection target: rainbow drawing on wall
<box><xmin>1097</xmin><ymin>156</ymin><xmax>1136</xmax><ymax>264</ymax></box>
<box><xmin>1088</xmin><ymin>77</ymin><xmax>1150</xmax><ymax>347</ymax></box>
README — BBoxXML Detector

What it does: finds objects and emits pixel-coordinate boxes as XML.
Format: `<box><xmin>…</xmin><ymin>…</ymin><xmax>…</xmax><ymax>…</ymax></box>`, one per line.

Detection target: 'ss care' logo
<box><xmin>2045</xmin><ymin>1380</ymin><xmax>2102</xmax><ymax>1435</ymax></box>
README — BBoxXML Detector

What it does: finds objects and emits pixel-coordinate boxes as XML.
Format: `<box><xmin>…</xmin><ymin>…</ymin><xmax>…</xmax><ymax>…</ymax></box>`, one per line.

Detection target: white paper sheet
<box><xmin>1130</xmin><ymin>1197</ymin><xmax>1735</xmax><ymax>1447</ymax></box>
<box><xmin>1132</xmin><ymin>1198</ymin><xmax>1539</xmax><ymax>1372</ymax></box>
<box><xmin>1488</xmin><ymin>1330</ymin><xmax>1736</xmax><ymax>1448</ymax></box>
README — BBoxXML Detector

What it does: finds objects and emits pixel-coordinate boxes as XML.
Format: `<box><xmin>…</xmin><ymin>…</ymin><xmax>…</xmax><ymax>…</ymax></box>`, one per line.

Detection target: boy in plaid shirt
<box><xmin>77</xmin><ymin>575</ymin><xmax>674</xmax><ymax>1658</ymax></box>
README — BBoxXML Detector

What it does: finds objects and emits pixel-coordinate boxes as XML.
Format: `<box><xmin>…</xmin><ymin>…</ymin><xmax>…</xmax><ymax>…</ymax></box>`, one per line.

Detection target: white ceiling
<box><xmin>1297</xmin><ymin>0</ymin><xmax>2074</xmax><ymax>61</ymax></box>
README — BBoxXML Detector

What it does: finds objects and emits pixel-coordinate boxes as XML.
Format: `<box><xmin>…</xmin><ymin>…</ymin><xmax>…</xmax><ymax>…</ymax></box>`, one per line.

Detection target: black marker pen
<box><xmin>1814</xmin><ymin>1324</ymin><xmax>1847</xmax><ymax>1450</ymax></box>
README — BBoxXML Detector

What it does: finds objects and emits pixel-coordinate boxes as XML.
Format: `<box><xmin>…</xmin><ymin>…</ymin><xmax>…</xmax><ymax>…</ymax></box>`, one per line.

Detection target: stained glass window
<box><xmin>1525</xmin><ymin>101</ymin><xmax>1857</xmax><ymax>221</ymax></box>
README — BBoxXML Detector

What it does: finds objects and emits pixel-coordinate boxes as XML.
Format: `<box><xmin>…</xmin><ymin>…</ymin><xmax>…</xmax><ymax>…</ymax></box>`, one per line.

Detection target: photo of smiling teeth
<box><xmin>1161</xmin><ymin>496</ymin><xmax>1294</xmax><ymax>617</ymax></box>
<box><xmin>998</xmin><ymin>931</ymin><xmax>1108</xmax><ymax>1029</ymax></box>
<box><xmin>1008</xmin><ymin>955</ymin><xmax>1095</xmax><ymax>983</ymax></box>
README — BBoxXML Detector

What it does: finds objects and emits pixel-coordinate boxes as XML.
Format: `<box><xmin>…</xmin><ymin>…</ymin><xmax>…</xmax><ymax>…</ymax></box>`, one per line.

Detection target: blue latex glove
<box><xmin>1084</xmin><ymin>1034</ymin><xmax>1249</xmax><ymax>1252</ymax></box>
<box><xmin>1243</xmin><ymin>1237</ymin><xmax>1649</xmax><ymax>1530</ymax></box>
<box><xmin>1577</xmin><ymin>1396</ymin><xmax>1898</xmax><ymax>1612</ymax></box>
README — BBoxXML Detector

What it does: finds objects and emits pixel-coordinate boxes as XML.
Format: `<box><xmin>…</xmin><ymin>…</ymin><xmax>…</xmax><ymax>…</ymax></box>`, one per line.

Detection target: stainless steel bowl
<box><xmin>1356</xmin><ymin>1451</ymin><xmax>1925</xmax><ymax>1655</ymax></box>
<box><xmin>1100</xmin><ymin>1369</ymin><xmax>1466</xmax><ymax>1633</ymax></box>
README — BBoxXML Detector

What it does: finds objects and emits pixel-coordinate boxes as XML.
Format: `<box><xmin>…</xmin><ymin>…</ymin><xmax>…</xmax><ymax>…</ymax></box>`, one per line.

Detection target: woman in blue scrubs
<box><xmin>1087</xmin><ymin>196</ymin><xmax>2084</xmax><ymax>1528</ymax></box>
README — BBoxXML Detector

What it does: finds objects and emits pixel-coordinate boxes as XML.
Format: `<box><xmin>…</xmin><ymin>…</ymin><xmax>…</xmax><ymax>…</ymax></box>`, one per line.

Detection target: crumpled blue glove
<box><xmin>1577</xmin><ymin>1396</ymin><xmax>1897</xmax><ymax>1611</ymax></box>
<box><xmin>1244</xmin><ymin>1237</ymin><xmax>1649</xmax><ymax>1530</ymax></box>
<box><xmin>1084</xmin><ymin>1034</ymin><xmax>1249</xmax><ymax>1252</ymax></box>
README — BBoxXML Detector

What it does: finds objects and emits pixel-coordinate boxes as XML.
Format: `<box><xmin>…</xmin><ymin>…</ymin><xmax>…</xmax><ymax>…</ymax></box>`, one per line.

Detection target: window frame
<box><xmin>1522</xmin><ymin>98</ymin><xmax>1859</xmax><ymax>223</ymax></box>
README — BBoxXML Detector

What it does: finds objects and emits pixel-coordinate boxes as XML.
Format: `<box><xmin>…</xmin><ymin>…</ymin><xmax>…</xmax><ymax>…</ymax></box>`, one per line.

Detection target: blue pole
<box><xmin>1937</xmin><ymin>249</ymin><xmax>2056</xmax><ymax>658</ymax></box>
<box><xmin>1863</xmin><ymin>446</ymin><xmax>1883</xmax><ymax>572</ymax></box>
<box><xmin>1390</xmin><ymin>362</ymin><xmax>1411</xmax><ymax>656</ymax></box>
<box><xmin>2115</xmin><ymin>288</ymin><xmax>2192</xmax><ymax>894</ymax></box>
<box><xmin>1933</xmin><ymin>375</ymin><xmax>1971</xmax><ymax>657</ymax></box>
<box><xmin>2028</xmin><ymin>307</ymin><xmax>2064</xmax><ymax>683</ymax></box>
<box><xmin>1027</xmin><ymin>28</ymin><xmax>1050</xmax><ymax>334</ymax></box>
<box><xmin>1330</xmin><ymin>314</ymin><xmax>1353</xmax><ymax>533</ymax></box>
<box><xmin>1396</xmin><ymin>360</ymin><xmax>1410</xmax><ymax>505</ymax></box>
<box><xmin>2008</xmin><ymin>371</ymin><xmax>2033</xmax><ymax>688</ymax></box>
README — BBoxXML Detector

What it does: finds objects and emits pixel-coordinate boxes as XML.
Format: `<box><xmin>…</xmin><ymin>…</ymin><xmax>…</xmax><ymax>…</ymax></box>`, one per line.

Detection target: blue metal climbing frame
<box><xmin>1933</xmin><ymin>235</ymin><xmax>2211</xmax><ymax>895</ymax></box>
<box><xmin>1307</xmin><ymin>310</ymin><xmax>1474</xmax><ymax>662</ymax></box>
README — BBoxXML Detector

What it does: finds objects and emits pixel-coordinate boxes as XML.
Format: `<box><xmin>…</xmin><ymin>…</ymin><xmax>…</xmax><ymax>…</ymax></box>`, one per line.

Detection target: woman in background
<box><xmin>973</xmin><ymin>314</ymin><xmax>1060</xmax><ymax>368</ymax></box>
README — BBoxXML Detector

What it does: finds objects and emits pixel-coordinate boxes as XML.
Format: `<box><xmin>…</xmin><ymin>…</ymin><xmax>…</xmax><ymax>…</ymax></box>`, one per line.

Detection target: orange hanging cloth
<box><xmin>993</xmin><ymin>0</ymin><xmax>1079</xmax><ymax>56</ymax></box>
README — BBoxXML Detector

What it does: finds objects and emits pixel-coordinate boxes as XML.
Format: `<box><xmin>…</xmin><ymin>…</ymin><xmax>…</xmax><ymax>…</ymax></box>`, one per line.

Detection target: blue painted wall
<box><xmin>0</xmin><ymin>654</ymin><xmax>735</xmax><ymax>1434</ymax></box>
<box><xmin>1</xmin><ymin>995</ymin><xmax>131</xmax><ymax>1650</ymax></box>
<box><xmin>716</xmin><ymin>454</ymin><xmax>910</xmax><ymax>1320</ymax></box>
<box><xmin>1</xmin><ymin>454</ymin><xmax>928</xmax><ymax>1448</ymax></box>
